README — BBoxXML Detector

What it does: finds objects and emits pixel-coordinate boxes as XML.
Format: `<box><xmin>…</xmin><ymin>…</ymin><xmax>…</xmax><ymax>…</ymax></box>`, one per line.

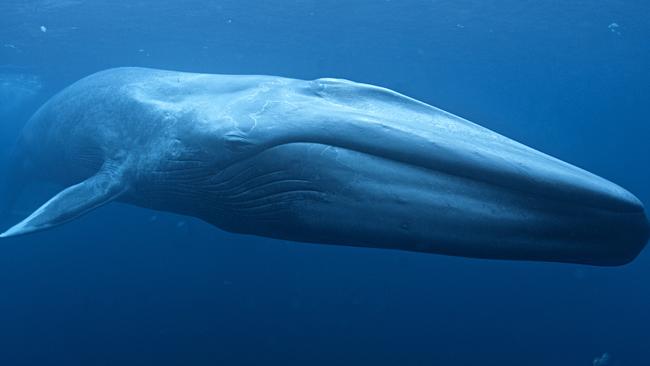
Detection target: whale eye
<box><xmin>223</xmin><ymin>132</ymin><xmax>253</xmax><ymax>152</ymax></box>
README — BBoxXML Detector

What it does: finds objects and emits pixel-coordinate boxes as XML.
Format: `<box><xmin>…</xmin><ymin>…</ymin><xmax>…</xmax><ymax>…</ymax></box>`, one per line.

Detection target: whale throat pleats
<box><xmin>0</xmin><ymin>164</ymin><xmax>127</xmax><ymax>238</ymax></box>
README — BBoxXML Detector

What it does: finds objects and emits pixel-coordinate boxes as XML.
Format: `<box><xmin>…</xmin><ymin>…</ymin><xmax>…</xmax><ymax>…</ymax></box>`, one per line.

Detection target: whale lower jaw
<box><xmin>184</xmin><ymin>142</ymin><xmax>648</xmax><ymax>266</ymax></box>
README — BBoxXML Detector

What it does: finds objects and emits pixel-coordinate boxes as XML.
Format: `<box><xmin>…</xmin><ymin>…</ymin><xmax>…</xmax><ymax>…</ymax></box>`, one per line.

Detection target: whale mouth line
<box><xmin>256</xmin><ymin>141</ymin><xmax>644</xmax><ymax>215</ymax></box>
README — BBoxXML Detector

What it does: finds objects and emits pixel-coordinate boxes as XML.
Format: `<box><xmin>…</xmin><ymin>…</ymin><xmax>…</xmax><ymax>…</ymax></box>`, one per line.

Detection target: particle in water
<box><xmin>40</xmin><ymin>25</ymin><xmax>47</xmax><ymax>33</ymax></box>
<box><xmin>607</xmin><ymin>22</ymin><xmax>621</xmax><ymax>35</ymax></box>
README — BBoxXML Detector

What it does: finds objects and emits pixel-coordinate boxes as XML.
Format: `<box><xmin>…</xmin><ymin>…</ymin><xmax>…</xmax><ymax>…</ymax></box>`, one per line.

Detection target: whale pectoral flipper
<box><xmin>0</xmin><ymin>168</ymin><xmax>126</xmax><ymax>238</ymax></box>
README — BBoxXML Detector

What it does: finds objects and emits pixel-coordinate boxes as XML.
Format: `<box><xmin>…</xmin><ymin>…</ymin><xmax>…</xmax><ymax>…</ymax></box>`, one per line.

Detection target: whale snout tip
<box><xmin>563</xmin><ymin>172</ymin><xmax>646</xmax><ymax>214</ymax></box>
<box><xmin>606</xmin><ymin>182</ymin><xmax>645</xmax><ymax>213</ymax></box>
<box><xmin>625</xmin><ymin>192</ymin><xmax>646</xmax><ymax>213</ymax></box>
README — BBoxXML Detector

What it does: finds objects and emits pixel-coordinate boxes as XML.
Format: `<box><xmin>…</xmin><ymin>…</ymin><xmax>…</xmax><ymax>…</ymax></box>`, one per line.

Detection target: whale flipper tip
<box><xmin>0</xmin><ymin>225</ymin><xmax>22</xmax><ymax>238</ymax></box>
<box><xmin>0</xmin><ymin>166</ymin><xmax>126</xmax><ymax>239</ymax></box>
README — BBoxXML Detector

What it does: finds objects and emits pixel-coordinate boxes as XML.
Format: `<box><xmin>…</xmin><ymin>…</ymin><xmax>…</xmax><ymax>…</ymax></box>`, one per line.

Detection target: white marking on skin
<box><xmin>319</xmin><ymin>145</ymin><xmax>333</xmax><ymax>156</ymax></box>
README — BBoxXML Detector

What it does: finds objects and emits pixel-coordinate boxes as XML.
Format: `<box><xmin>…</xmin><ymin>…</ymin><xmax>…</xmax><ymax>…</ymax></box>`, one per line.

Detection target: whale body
<box><xmin>1</xmin><ymin>67</ymin><xmax>648</xmax><ymax>265</ymax></box>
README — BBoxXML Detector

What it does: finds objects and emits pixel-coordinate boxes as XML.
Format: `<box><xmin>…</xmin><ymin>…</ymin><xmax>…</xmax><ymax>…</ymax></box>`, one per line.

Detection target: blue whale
<box><xmin>1</xmin><ymin>67</ymin><xmax>648</xmax><ymax>265</ymax></box>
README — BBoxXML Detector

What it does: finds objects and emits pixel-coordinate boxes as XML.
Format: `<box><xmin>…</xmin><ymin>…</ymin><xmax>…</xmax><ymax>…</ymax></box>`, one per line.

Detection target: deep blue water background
<box><xmin>1</xmin><ymin>1</ymin><xmax>649</xmax><ymax>365</ymax></box>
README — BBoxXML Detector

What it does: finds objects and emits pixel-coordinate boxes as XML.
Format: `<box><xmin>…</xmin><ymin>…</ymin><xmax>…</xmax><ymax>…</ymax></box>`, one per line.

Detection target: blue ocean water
<box><xmin>0</xmin><ymin>0</ymin><xmax>649</xmax><ymax>365</ymax></box>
